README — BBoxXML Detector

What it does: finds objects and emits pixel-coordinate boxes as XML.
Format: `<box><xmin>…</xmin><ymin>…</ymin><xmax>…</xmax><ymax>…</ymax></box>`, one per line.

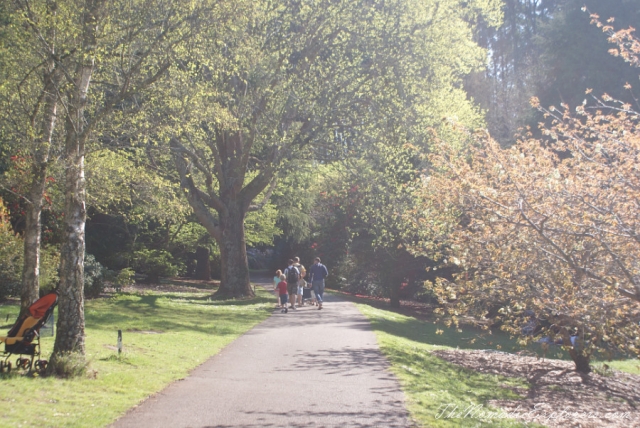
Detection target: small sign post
<box><xmin>117</xmin><ymin>330</ymin><xmax>122</xmax><ymax>354</ymax></box>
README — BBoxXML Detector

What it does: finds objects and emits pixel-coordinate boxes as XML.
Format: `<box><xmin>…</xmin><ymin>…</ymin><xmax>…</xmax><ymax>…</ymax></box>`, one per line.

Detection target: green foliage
<box><xmin>289</xmin><ymin>0</ymin><xmax>501</xmax><ymax>302</ymax></box>
<box><xmin>169</xmin><ymin>222</ymin><xmax>209</xmax><ymax>251</ymax></box>
<box><xmin>272</xmin><ymin>169</ymin><xmax>315</xmax><ymax>243</ymax></box>
<box><xmin>39</xmin><ymin>245</ymin><xmax>60</xmax><ymax>292</ymax></box>
<box><xmin>308</xmin><ymin>144</ymin><xmax>450</xmax><ymax>302</ymax></box>
<box><xmin>0</xmin><ymin>198</ymin><xmax>22</xmax><ymax>300</ymax></box>
<box><xmin>114</xmin><ymin>268</ymin><xmax>136</xmax><ymax>293</ymax></box>
<box><xmin>132</xmin><ymin>249</ymin><xmax>178</xmax><ymax>282</ymax></box>
<box><xmin>245</xmin><ymin>202</ymin><xmax>281</xmax><ymax>247</ymax></box>
<box><xmin>84</xmin><ymin>254</ymin><xmax>105</xmax><ymax>298</ymax></box>
<box><xmin>86</xmin><ymin>149</ymin><xmax>187</xmax><ymax>224</ymax></box>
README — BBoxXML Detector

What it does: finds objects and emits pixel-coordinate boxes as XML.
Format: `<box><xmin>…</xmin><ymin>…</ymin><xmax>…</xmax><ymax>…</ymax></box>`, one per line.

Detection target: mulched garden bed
<box><xmin>432</xmin><ymin>349</ymin><xmax>639</xmax><ymax>427</ymax></box>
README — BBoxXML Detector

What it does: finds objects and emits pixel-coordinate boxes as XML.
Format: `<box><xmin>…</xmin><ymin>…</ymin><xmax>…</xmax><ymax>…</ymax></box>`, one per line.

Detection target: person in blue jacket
<box><xmin>308</xmin><ymin>257</ymin><xmax>329</xmax><ymax>310</ymax></box>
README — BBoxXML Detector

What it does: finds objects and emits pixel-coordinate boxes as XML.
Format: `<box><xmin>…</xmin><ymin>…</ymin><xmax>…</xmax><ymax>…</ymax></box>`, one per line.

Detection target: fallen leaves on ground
<box><xmin>433</xmin><ymin>349</ymin><xmax>639</xmax><ymax>428</ymax></box>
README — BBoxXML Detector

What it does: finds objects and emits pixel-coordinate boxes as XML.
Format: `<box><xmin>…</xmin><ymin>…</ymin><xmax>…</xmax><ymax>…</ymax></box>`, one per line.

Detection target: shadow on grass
<box><xmin>381</xmin><ymin>342</ymin><xmax>529</xmax><ymax>428</ymax></box>
<box><xmin>353</xmin><ymin>299</ymin><xmax>575</xmax><ymax>361</ymax></box>
<box><xmin>109</xmin><ymin>290</ymin><xmax>274</xmax><ymax>307</ymax></box>
<box><xmin>365</xmin><ymin>309</ymin><xmax>524</xmax><ymax>352</ymax></box>
<box><xmin>159</xmin><ymin>278</ymin><xmax>219</xmax><ymax>290</ymax></box>
<box><xmin>98</xmin><ymin>355</ymin><xmax>138</xmax><ymax>365</ymax></box>
<box><xmin>355</xmin><ymin>304</ymin><xmax>533</xmax><ymax>427</ymax></box>
<box><xmin>85</xmin><ymin>291</ymin><xmax>273</xmax><ymax>336</ymax></box>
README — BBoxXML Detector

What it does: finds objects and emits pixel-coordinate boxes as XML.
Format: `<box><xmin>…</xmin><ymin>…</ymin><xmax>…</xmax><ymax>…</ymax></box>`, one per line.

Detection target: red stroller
<box><xmin>0</xmin><ymin>291</ymin><xmax>58</xmax><ymax>373</ymax></box>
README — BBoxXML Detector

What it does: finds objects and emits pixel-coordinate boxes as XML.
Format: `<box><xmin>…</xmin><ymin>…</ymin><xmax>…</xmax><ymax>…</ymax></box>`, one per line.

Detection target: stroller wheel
<box><xmin>35</xmin><ymin>360</ymin><xmax>48</xmax><ymax>373</ymax></box>
<box><xmin>16</xmin><ymin>357</ymin><xmax>30</xmax><ymax>370</ymax></box>
<box><xmin>0</xmin><ymin>361</ymin><xmax>4</xmax><ymax>373</ymax></box>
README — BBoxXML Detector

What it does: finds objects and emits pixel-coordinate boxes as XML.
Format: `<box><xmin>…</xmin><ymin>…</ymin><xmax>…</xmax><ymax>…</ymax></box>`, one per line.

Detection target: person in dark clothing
<box><xmin>284</xmin><ymin>259</ymin><xmax>300</xmax><ymax>309</ymax></box>
<box><xmin>308</xmin><ymin>257</ymin><xmax>328</xmax><ymax>310</ymax></box>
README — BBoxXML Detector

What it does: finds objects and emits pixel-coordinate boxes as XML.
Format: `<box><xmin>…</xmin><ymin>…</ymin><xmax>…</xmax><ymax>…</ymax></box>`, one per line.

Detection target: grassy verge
<box><xmin>0</xmin><ymin>288</ymin><xmax>273</xmax><ymax>427</ymax></box>
<box><xmin>598</xmin><ymin>359</ymin><xmax>640</xmax><ymax>375</ymax></box>
<box><xmin>330</xmin><ymin>289</ymin><xmax>640</xmax><ymax>375</ymax></box>
<box><xmin>356</xmin><ymin>304</ymin><xmax>540</xmax><ymax>428</ymax></box>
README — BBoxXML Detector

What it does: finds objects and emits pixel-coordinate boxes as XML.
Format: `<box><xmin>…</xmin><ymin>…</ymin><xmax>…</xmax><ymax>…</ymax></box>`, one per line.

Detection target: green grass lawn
<box><xmin>0</xmin><ymin>288</ymin><xmax>274</xmax><ymax>427</ymax></box>
<box><xmin>356</xmin><ymin>304</ymin><xmax>536</xmax><ymax>427</ymax></box>
<box><xmin>598</xmin><ymin>358</ymin><xmax>640</xmax><ymax>375</ymax></box>
<box><xmin>354</xmin><ymin>301</ymin><xmax>639</xmax><ymax>427</ymax></box>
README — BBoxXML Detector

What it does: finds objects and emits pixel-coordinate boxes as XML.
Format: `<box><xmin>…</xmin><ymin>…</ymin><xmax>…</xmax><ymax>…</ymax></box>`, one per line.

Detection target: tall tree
<box><xmin>465</xmin><ymin>0</ymin><xmax>560</xmax><ymax>145</ymax></box>
<box><xmin>56</xmin><ymin>0</ymin><xmax>208</xmax><ymax>365</ymax></box>
<box><xmin>7</xmin><ymin>0</ymin><xmax>210</xmax><ymax>370</ymax></box>
<box><xmin>166</xmin><ymin>0</ymin><xmax>363</xmax><ymax>297</ymax></box>
<box><xmin>535</xmin><ymin>0</ymin><xmax>640</xmax><ymax>111</ymax></box>
<box><xmin>166</xmin><ymin>0</ymin><xmax>502</xmax><ymax>298</ymax></box>
<box><xmin>1</xmin><ymin>1</ymin><xmax>63</xmax><ymax>313</ymax></box>
<box><xmin>466</xmin><ymin>0</ymin><xmax>640</xmax><ymax>146</ymax></box>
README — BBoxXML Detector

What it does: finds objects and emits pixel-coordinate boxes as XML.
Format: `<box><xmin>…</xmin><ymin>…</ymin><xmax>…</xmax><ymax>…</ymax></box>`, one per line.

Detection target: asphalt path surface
<box><xmin>111</xmin><ymin>275</ymin><xmax>410</xmax><ymax>427</ymax></box>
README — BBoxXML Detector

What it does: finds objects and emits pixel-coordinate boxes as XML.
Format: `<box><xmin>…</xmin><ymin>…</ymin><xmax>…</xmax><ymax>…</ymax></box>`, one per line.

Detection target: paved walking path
<box><xmin>111</xmin><ymin>275</ymin><xmax>410</xmax><ymax>427</ymax></box>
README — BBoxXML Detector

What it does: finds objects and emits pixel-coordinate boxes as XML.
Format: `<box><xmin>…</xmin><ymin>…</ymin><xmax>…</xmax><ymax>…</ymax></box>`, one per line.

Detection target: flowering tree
<box><xmin>412</xmin><ymin>17</ymin><xmax>640</xmax><ymax>373</ymax></box>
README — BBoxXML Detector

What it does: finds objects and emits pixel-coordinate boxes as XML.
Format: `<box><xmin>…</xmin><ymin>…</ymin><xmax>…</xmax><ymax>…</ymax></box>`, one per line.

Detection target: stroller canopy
<box><xmin>28</xmin><ymin>292</ymin><xmax>58</xmax><ymax>319</ymax></box>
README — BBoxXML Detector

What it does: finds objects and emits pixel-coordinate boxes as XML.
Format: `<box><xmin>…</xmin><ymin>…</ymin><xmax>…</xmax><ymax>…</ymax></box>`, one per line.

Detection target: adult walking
<box><xmin>292</xmin><ymin>256</ymin><xmax>306</xmax><ymax>307</ymax></box>
<box><xmin>284</xmin><ymin>259</ymin><xmax>300</xmax><ymax>309</ymax></box>
<box><xmin>308</xmin><ymin>257</ymin><xmax>328</xmax><ymax>310</ymax></box>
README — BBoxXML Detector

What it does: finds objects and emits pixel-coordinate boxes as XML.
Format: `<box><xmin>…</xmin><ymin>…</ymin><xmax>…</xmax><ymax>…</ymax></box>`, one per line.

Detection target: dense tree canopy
<box><xmin>1</xmin><ymin>0</ymin><xmax>213</xmax><ymax>369</ymax></box>
<box><xmin>161</xmin><ymin>0</ymin><xmax>502</xmax><ymax>297</ymax></box>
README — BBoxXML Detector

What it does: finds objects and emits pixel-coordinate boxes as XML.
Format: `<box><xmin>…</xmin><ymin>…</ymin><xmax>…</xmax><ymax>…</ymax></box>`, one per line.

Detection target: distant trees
<box><xmin>466</xmin><ymin>0</ymin><xmax>640</xmax><ymax>146</ymax></box>
<box><xmin>288</xmin><ymin>0</ymin><xmax>502</xmax><ymax>305</ymax></box>
<box><xmin>414</xmin><ymin>18</ymin><xmax>640</xmax><ymax>373</ymax></box>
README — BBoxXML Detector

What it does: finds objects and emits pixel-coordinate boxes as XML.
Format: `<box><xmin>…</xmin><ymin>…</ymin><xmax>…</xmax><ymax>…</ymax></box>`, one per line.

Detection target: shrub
<box><xmin>39</xmin><ymin>246</ymin><xmax>60</xmax><ymax>294</ymax></box>
<box><xmin>114</xmin><ymin>268</ymin><xmax>135</xmax><ymax>292</ymax></box>
<box><xmin>47</xmin><ymin>351</ymin><xmax>89</xmax><ymax>378</ymax></box>
<box><xmin>84</xmin><ymin>254</ymin><xmax>105</xmax><ymax>298</ymax></box>
<box><xmin>132</xmin><ymin>249</ymin><xmax>178</xmax><ymax>283</ymax></box>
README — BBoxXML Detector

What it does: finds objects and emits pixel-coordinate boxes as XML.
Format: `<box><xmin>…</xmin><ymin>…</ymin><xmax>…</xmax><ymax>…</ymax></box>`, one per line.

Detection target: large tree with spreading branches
<box><xmin>165</xmin><ymin>0</ymin><xmax>502</xmax><ymax>298</ymax></box>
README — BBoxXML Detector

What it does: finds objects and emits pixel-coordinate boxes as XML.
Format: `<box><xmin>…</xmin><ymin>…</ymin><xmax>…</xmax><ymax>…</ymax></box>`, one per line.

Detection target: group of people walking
<box><xmin>274</xmin><ymin>257</ymin><xmax>328</xmax><ymax>313</ymax></box>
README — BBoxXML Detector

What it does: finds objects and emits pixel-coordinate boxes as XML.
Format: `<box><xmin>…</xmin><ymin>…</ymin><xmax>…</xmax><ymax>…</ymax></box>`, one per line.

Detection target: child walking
<box><xmin>276</xmin><ymin>274</ymin><xmax>289</xmax><ymax>313</ymax></box>
<box><xmin>274</xmin><ymin>269</ymin><xmax>283</xmax><ymax>308</ymax></box>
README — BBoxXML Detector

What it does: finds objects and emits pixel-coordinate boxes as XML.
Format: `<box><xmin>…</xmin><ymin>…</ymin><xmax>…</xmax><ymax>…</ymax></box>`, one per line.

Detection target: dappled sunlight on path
<box><xmin>111</xmin><ymin>273</ymin><xmax>410</xmax><ymax>427</ymax></box>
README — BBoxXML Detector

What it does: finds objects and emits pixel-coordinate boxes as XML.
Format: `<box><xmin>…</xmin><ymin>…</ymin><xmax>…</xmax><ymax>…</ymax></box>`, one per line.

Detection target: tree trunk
<box><xmin>214</xmin><ymin>202</ymin><xmax>253</xmax><ymax>298</ymax></box>
<box><xmin>20</xmin><ymin>53</ymin><xmax>59</xmax><ymax>314</ymax></box>
<box><xmin>50</xmin><ymin>0</ymin><xmax>99</xmax><ymax>366</ymax></box>
<box><xmin>562</xmin><ymin>329</ymin><xmax>591</xmax><ymax>374</ymax></box>
<box><xmin>20</xmin><ymin>170</ymin><xmax>46</xmax><ymax>314</ymax></box>
<box><xmin>195</xmin><ymin>246</ymin><xmax>211</xmax><ymax>280</ymax></box>
<box><xmin>569</xmin><ymin>348</ymin><xmax>591</xmax><ymax>374</ymax></box>
<box><xmin>51</xmin><ymin>152</ymin><xmax>87</xmax><ymax>359</ymax></box>
<box><xmin>170</xmin><ymin>136</ymin><xmax>266</xmax><ymax>299</ymax></box>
